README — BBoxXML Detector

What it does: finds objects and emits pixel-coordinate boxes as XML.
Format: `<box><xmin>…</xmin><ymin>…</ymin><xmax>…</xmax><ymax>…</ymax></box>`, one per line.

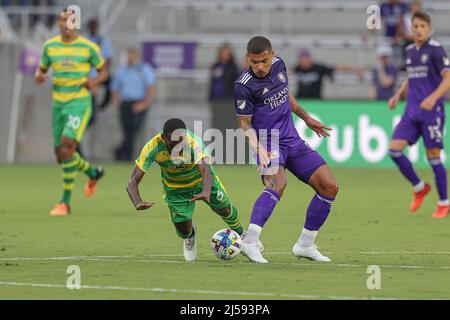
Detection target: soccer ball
<box><xmin>210</xmin><ymin>228</ymin><xmax>242</xmax><ymax>260</ymax></box>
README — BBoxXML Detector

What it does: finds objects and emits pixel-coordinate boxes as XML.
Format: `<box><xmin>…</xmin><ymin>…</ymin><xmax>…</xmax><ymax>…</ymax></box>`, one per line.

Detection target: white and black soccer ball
<box><xmin>210</xmin><ymin>228</ymin><xmax>242</xmax><ymax>260</ymax></box>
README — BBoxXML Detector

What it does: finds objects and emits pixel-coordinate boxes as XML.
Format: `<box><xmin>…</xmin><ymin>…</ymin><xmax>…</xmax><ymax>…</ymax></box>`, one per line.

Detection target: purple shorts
<box><xmin>259</xmin><ymin>140</ymin><xmax>326</xmax><ymax>183</ymax></box>
<box><xmin>393</xmin><ymin>112</ymin><xmax>445</xmax><ymax>149</ymax></box>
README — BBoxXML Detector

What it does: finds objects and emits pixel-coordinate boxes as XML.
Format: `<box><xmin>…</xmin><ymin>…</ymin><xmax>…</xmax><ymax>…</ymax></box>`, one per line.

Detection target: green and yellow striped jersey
<box><xmin>39</xmin><ymin>35</ymin><xmax>105</xmax><ymax>104</ymax></box>
<box><xmin>136</xmin><ymin>130</ymin><xmax>217</xmax><ymax>191</ymax></box>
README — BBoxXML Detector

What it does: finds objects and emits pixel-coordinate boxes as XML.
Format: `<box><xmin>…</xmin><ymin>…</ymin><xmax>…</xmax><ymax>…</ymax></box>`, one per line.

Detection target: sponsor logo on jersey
<box><xmin>264</xmin><ymin>87</ymin><xmax>289</xmax><ymax>109</ymax></box>
<box><xmin>444</xmin><ymin>57</ymin><xmax>450</xmax><ymax>66</ymax></box>
<box><xmin>278</xmin><ymin>72</ymin><xmax>286</xmax><ymax>83</ymax></box>
<box><xmin>262</xmin><ymin>88</ymin><xmax>270</xmax><ymax>95</ymax></box>
<box><xmin>406</xmin><ymin>58</ymin><xmax>412</xmax><ymax>65</ymax></box>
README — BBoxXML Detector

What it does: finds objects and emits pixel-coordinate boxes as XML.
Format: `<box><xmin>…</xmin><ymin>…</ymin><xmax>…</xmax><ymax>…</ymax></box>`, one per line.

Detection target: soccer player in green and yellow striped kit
<box><xmin>126</xmin><ymin>118</ymin><xmax>243</xmax><ymax>262</ymax></box>
<box><xmin>35</xmin><ymin>9</ymin><xmax>108</xmax><ymax>216</ymax></box>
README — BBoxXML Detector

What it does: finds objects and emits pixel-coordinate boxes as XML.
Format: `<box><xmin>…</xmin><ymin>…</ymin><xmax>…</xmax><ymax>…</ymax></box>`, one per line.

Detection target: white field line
<box><xmin>3</xmin><ymin>250</ymin><xmax>450</xmax><ymax>262</ymax></box>
<box><xmin>0</xmin><ymin>281</ymin><xmax>401</xmax><ymax>300</ymax></box>
<box><xmin>1</xmin><ymin>255</ymin><xmax>450</xmax><ymax>270</ymax></box>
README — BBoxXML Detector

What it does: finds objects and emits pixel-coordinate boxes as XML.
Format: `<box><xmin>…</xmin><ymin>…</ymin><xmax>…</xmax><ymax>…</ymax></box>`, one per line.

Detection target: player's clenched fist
<box><xmin>35</xmin><ymin>70</ymin><xmax>48</xmax><ymax>84</ymax></box>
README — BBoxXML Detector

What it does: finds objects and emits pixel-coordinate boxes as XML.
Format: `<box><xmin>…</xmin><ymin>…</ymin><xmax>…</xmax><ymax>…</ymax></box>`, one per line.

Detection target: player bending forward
<box><xmin>126</xmin><ymin>118</ymin><xmax>244</xmax><ymax>262</ymax></box>
<box><xmin>389</xmin><ymin>11</ymin><xmax>450</xmax><ymax>219</ymax></box>
<box><xmin>234</xmin><ymin>36</ymin><xmax>339</xmax><ymax>263</ymax></box>
<box><xmin>35</xmin><ymin>9</ymin><xmax>108</xmax><ymax>216</ymax></box>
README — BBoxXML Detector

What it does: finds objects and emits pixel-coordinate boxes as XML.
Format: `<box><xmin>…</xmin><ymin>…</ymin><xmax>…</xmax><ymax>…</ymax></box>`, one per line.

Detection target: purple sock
<box><xmin>249</xmin><ymin>189</ymin><xmax>280</xmax><ymax>227</ymax></box>
<box><xmin>429</xmin><ymin>158</ymin><xmax>448</xmax><ymax>201</ymax></box>
<box><xmin>389</xmin><ymin>150</ymin><xmax>421</xmax><ymax>186</ymax></box>
<box><xmin>304</xmin><ymin>193</ymin><xmax>335</xmax><ymax>231</ymax></box>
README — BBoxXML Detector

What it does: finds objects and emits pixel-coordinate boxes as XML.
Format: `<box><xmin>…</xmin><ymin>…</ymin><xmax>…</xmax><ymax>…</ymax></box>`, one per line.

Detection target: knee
<box><xmin>59</xmin><ymin>141</ymin><xmax>76</xmax><ymax>161</ymax></box>
<box><xmin>321</xmin><ymin>181</ymin><xmax>339</xmax><ymax>198</ymax></box>
<box><xmin>215</xmin><ymin>206</ymin><xmax>231</xmax><ymax>217</ymax></box>
<box><xmin>270</xmin><ymin>179</ymin><xmax>286</xmax><ymax>198</ymax></box>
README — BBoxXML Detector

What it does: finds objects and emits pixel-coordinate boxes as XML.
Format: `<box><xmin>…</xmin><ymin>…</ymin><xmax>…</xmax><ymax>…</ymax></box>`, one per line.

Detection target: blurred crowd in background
<box><xmin>1</xmin><ymin>0</ymin><xmax>448</xmax><ymax>163</ymax></box>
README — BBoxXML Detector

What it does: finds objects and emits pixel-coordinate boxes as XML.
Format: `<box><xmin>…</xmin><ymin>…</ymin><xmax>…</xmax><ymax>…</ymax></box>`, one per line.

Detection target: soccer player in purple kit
<box><xmin>389</xmin><ymin>11</ymin><xmax>450</xmax><ymax>219</ymax></box>
<box><xmin>234</xmin><ymin>36</ymin><xmax>339</xmax><ymax>263</ymax></box>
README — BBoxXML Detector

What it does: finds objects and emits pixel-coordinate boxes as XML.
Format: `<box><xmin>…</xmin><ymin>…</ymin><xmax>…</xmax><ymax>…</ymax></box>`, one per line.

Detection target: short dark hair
<box><xmin>412</xmin><ymin>10</ymin><xmax>431</xmax><ymax>25</ymax></box>
<box><xmin>163</xmin><ymin>118</ymin><xmax>186</xmax><ymax>136</ymax></box>
<box><xmin>247</xmin><ymin>36</ymin><xmax>272</xmax><ymax>54</ymax></box>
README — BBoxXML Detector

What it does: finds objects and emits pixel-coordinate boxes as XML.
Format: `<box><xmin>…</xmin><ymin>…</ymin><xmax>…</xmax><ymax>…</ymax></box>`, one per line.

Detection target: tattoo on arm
<box><xmin>237</xmin><ymin>115</ymin><xmax>267</xmax><ymax>154</ymax></box>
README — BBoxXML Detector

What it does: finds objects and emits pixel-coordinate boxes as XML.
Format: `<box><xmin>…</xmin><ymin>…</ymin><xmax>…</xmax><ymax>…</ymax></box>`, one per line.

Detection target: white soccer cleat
<box><xmin>183</xmin><ymin>225</ymin><xmax>197</xmax><ymax>262</ymax></box>
<box><xmin>241</xmin><ymin>230</ymin><xmax>264</xmax><ymax>253</ymax></box>
<box><xmin>292</xmin><ymin>243</ymin><xmax>331</xmax><ymax>262</ymax></box>
<box><xmin>242</xmin><ymin>242</ymin><xmax>268</xmax><ymax>263</ymax></box>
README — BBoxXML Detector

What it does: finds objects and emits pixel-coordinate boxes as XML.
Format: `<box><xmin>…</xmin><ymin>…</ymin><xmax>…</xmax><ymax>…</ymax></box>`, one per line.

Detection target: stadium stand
<box><xmin>1</xmin><ymin>0</ymin><xmax>450</xmax><ymax>163</ymax></box>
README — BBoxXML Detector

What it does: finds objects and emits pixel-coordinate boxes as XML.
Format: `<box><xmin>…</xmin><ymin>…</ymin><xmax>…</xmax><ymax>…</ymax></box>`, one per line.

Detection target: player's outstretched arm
<box><xmin>126</xmin><ymin>165</ymin><xmax>154</xmax><ymax>211</ymax></box>
<box><xmin>421</xmin><ymin>71</ymin><xmax>450</xmax><ymax>110</ymax></box>
<box><xmin>289</xmin><ymin>93</ymin><xmax>331</xmax><ymax>138</ymax></box>
<box><xmin>389</xmin><ymin>79</ymin><xmax>408</xmax><ymax>110</ymax></box>
<box><xmin>237</xmin><ymin>115</ymin><xmax>270</xmax><ymax>168</ymax></box>
<box><xmin>190</xmin><ymin>158</ymin><xmax>213</xmax><ymax>203</ymax></box>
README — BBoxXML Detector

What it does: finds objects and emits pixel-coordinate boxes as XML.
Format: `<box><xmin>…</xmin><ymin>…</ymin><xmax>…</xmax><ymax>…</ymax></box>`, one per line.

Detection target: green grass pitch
<box><xmin>0</xmin><ymin>164</ymin><xmax>449</xmax><ymax>299</ymax></box>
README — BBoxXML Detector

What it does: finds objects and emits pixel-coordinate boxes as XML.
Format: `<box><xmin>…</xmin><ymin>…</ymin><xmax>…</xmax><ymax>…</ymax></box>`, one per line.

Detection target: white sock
<box><xmin>413</xmin><ymin>181</ymin><xmax>425</xmax><ymax>193</ymax></box>
<box><xmin>244</xmin><ymin>224</ymin><xmax>262</xmax><ymax>244</ymax></box>
<box><xmin>438</xmin><ymin>199</ymin><xmax>449</xmax><ymax>206</ymax></box>
<box><xmin>297</xmin><ymin>228</ymin><xmax>318</xmax><ymax>248</ymax></box>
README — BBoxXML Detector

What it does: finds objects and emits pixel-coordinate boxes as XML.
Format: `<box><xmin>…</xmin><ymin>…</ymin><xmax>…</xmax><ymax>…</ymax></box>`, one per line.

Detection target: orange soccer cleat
<box><xmin>410</xmin><ymin>183</ymin><xmax>431</xmax><ymax>212</ymax></box>
<box><xmin>49</xmin><ymin>203</ymin><xmax>70</xmax><ymax>216</ymax></box>
<box><xmin>84</xmin><ymin>167</ymin><xmax>105</xmax><ymax>198</ymax></box>
<box><xmin>432</xmin><ymin>205</ymin><xmax>449</xmax><ymax>219</ymax></box>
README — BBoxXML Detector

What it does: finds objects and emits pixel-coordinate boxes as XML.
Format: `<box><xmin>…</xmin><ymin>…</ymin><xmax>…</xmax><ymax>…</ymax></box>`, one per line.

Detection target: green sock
<box><xmin>61</xmin><ymin>156</ymin><xmax>78</xmax><ymax>205</ymax></box>
<box><xmin>74</xmin><ymin>152</ymin><xmax>97</xmax><ymax>179</ymax></box>
<box><xmin>222</xmin><ymin>206</ymin><xmax>243</xmax><ymax>235</ymax></box>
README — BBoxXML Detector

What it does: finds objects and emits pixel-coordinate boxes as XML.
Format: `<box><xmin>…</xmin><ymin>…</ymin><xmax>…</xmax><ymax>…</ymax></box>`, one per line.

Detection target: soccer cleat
<box><xmin>292</xmin><ymin>243</ymin><xmax>331</xmax><ymax>262</ymax></box>
<box><xmin>410</xmin><ymin>183</ymin><xmax>431</xmax><ymax>212</ymax></box>
<box><xmin>241</xmin><ymin>230</ymin><xmax>264</xmax><ymax>254</ymax></box>
<box><xmin>242</xmin><ymin>242</ymin><xmax>268</xmax><ymax>263</ymax></box>
<box><xmin>183</xmin><ymin>225</ymin><xmax>197</xmax><ymax>262</ymax></box>
<box><xmin>49</xmin><ymin>203</ymin><xmax>70</xmax><ymax>216</ymax></box>
<box><xmin>432</xmin><ymin>205</ymin><xmax>449</xmax><ymax>219</ymax></box>
<box><xmin>84</xmin><ymin>166</ymin><xmax>105</xmax><ymax>198</ymax></box>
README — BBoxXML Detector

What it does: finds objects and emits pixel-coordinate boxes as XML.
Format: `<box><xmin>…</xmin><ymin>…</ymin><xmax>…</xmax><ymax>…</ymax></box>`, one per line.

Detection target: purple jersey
<box><xmin>405</xmin><ymin>39</ymin><xmax>450</xmax><ymax>120</ymax></box>
<box><xmin>234</xmin><ymin>57</ymin><xmax>301</xmax><ymax>149</ymax></box>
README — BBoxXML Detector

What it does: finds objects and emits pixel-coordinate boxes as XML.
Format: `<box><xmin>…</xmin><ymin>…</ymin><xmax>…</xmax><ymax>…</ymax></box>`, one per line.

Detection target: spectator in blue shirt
<box><xmin>111</xmin><ymin>47</ymin><xmax>156</xmax><ymax>161</ymax></box>
<box><xmin>370</xmin><ymin>45</ymin><xmax>399</xmax><ymax>101</ymax></box>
